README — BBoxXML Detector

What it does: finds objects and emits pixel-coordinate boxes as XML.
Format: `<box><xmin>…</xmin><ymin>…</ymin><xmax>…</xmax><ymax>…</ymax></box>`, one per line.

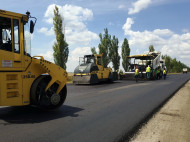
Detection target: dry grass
<box><xmin>168</xmin><ymin>72</ymin><xmax>182</xmax><ymax>75</ymax></box>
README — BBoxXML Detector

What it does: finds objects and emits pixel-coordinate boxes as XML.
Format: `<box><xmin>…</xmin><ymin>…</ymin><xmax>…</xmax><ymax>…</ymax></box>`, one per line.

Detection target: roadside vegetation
<box><xmin>149</xmin><ymin>45</ymin><xmax>190</xmax><ymax>73</ymax></box>
<box><xmin>162</xmin><ymin>55</ymin><xmax>190</xmax><ymax>73</ymax></box>
<box><xmin>91</xmin><ymin>28</ymin><xmax>130</xmax><ymax>71</ymax></box>
<box><xmin>150</xmin><ymin>45</ymin><xmax>189</xmax><ymax>73</ymax></box>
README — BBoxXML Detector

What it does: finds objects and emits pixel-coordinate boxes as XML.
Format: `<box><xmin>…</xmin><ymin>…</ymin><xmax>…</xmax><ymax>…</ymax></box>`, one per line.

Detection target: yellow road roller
<box><xmin>73</xmin><ymin>54</ymin><xmax>117</xmax><ymax>84</ymax></box>
<box><xmin>0</xmin><ymin>9</ymin><xmax>67</xmax><ymax>109</ymax></box>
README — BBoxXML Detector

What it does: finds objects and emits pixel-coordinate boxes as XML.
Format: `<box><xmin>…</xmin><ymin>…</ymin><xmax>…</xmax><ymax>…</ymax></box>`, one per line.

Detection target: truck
<box><xmin>0</xmin><ymin>9</ymin><xmax>67</xmax><ymax>109</ymax></box>
<box><xmin>73</xmin><ymin>54</ymin><xmax>117</xmax><ymax>84</ymax></box>
<box><xmin>183</xmin><ymin>68</ymin><xmax>188</xmax><ymax>74</ymax></box>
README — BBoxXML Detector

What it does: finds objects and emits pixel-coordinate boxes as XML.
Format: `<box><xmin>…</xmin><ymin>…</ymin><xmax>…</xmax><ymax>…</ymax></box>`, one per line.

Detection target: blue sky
<box><xmin>2</xmin><ymin>0</ymin><xmax>190</xmax><ymax>72</ymax></box>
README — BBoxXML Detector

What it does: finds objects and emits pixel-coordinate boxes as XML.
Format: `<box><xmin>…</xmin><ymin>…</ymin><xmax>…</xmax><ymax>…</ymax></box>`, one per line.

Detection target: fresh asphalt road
<box><xmin>0</xmin><ymin>74</ymin><xmax>190</xmax><ymax>142</ymax></box>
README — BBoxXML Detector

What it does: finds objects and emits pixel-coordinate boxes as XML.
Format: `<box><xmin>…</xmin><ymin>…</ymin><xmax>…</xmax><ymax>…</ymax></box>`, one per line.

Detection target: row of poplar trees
<box><xmin>52</xmin><ymin>5</ymin><xmax>189</xmax><ymax>73</ymax></box>
<box><xmin>52</xmin><ymin>6</ymin><xmax>131</xmax><ymax>72</ymax></box>
<box><xmin>91</xmin><ymin>28</ymin><xmax>130</xmax><ymax>72</ymax></box>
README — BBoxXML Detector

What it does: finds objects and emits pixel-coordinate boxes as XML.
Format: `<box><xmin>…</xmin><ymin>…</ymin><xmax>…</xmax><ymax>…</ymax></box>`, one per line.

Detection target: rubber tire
<box><xmin>30</xmin><ymin>75</ymin><xmax>67</xmax><ymax>110</ymax></box>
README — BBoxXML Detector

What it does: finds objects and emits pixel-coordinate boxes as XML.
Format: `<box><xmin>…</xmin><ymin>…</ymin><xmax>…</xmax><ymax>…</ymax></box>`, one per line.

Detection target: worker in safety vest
<box><xmin>163</xmin><ymin>68</ymin><xmax>166</xmax><ymax>80</ymax></box>
<box><xmin>156</xmin><ymin>68</ymin><xmax>161</xmax><ymax>79</ymax></box>
<box><xmin>135</xmin><ymin>66</ymin><xmax>139</xmax><ymax>82</ymax></box>
<box><xmin>146</xmin><ymin>65</ymin><xmax>151</xmax><ymax>80</ymax></box>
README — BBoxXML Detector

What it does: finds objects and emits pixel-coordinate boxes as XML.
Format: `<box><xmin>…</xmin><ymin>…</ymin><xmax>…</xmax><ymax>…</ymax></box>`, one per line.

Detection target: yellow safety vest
<box><xmin>135</xmin><ymin>69</ymin><xmax>139</xmax><ymax>75</ymax></box>
<box><xmin>163</xmin><ymin>70</ymin><xmax>166</xmax><ymax>74</ymax></box>
<box><xmin>146</xmin><ymin>67</ymin><xmax>150</xmax><ymax>72</ymax></box>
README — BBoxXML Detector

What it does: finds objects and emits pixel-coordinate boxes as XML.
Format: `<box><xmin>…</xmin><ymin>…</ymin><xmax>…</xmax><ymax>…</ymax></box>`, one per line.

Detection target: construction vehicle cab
<box><xmin>73</xmin><ymin>54</ymin><xmax>117</xmax><ymax>84</ymax></box>
<box><xmin>0</xmin><ymin>9</ymin><xmax>67</xmax><ymax>109</ymax></box>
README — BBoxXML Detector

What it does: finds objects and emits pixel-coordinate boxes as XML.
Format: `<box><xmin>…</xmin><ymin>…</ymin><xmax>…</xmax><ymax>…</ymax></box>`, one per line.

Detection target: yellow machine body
<box><xmin>0</xmin><ymin>10</ymin><xmax>67</xmax><ymax>108</ymax></box>
<box><xmin>92</xmin><ymin>54</ymin><xmax>111</xmax><ymax>79</ymax></box>
<box><xmin>73</xmin><ymin>54</ymin><xmax>117</xmax><ymax>84</ymax></box>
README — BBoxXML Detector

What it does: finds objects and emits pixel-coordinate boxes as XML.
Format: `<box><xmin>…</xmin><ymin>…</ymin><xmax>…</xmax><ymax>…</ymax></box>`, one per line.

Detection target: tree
<box><xmin>91</xmin><ymin>47</ymin><xmax>97</xmax><ymax>54</ymax></box>
<box><xmin>162</xmin><ymin>55</ymin><xmax>190</xmax><ymax>73</ymax></box>
<box><xmin>98</xmin><ymin>28</ymin><xmax>111</xmax><ymax>67</ymax></box>
<box><xmin>53</xmin><ymin>5</ymin><xmax>69</xmax><ymax>70</ymax></box>
<box><xmin>162</xmin><ymin>55</ymin><xmax>172</xmax><ymax>72</ymax></box>
<box><xmin>109</xmin><ymin>35</ymin><xmax>120</xmax><ymax>71</ymax></box>
<box><xmin>121</xmin><ymin>38</ymin><xmax>130</xmax><ymax>72</ymax></box>
<box><xmin>149</xmin><ymin>45</ymin><xmax>155</xmax><ymax>52</ymax></box>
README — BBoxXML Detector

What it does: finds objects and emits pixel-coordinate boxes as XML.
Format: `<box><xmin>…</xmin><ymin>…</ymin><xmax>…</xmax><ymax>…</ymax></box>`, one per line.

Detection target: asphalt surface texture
<box><xmin>0</xmin><ymin>74</ymin><xmax>190</xmax><ymax>142</ymax></box>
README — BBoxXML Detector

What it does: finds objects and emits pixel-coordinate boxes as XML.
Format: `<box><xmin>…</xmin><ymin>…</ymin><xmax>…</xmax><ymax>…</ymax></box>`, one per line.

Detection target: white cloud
<box><xmin>66</xmin><ymin>30</ymin><xmax>98</xmax><ymax>46</ymax></box>
<box><xmin>70</xmin><ymin>46</ymin><xmax>92</xmax><ymax>61</ymax></box>
<box><xmin>38</xmin><ymin>27</ymin><xmax>54</xmax><ymax>36</ymax></box>
<box><xmin>44</xmin><ymin>4</ymin><xmax>93</xmax><ymax>24</ymax></box>
<box><xmin>66</xmin><ymin>47</ymin><xmax>92</xmax><ymax>72</ymax></box>
<box><xmin>36</xmin><ymin>4</ymin><xmax>100</xmax><ymax>72</ymax></box>
<box><xmin>182</xmin><ymin>29</ymin><xmax>189</xmax><ymax>33</ymax></box>
<box><xmin>40</xmin><ymin>4</ymin><xmax>98</xmax><ymax>46</ymax></box>
<box><xmin>39</xmin><ymin>50</ymin><xmax>54</xmax><ymax>62</ymax></box>
<box><xmin>123</xmin><ymin>17</ymin><xmax>190</xmax><ymax>67</ymax></box>
<box><xmin>123</xmin><ymin>18</ymin><xmax>134</xmax><ymax>34</ymax></box>
<box><xmin>153</xmin><ymin>29</ymin><xmax>173</xmax><ymax>36</ymax></box>
<box><xmin>118</xmin><ymin>5</ymin><xmax>126</xmax><ymax>9</ymax></box>
<box><xmin>35</xmin><ymin>47</ymin><xmax>93</xmax><ymax>72</ymax></box>
<box><xmin>128</xmin><ymin>0</ymin><xmax>152</xmax><ymax>15</ymax></box>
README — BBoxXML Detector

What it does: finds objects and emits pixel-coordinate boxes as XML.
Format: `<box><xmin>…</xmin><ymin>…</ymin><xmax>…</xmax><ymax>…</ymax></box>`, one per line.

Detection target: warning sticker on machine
<box><xmin>2</xmin><ymin>60</ymin><xmax>13</xmax><ymax>67</ymax></box>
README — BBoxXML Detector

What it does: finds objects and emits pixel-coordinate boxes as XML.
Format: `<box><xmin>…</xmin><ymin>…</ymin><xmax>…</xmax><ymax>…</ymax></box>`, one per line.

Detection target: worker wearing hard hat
<box><xmin>146</xmin><ymin>65</ymin><xmax>151</xmax><ymax>80</ymax></box>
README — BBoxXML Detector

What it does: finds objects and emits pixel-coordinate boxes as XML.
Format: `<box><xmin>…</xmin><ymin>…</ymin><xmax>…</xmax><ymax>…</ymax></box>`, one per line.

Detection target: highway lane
<box><xmin>0</xmin><ymin>74</ymin><xmax>189</xmax><ymax>142</ymax></box>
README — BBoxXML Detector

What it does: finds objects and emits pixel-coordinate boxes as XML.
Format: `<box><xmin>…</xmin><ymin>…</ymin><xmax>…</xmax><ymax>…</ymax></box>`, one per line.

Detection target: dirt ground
<box><xmin>130</xmin><ymin>80</ymin><xmax>190</xmax><ymax>142</ymax></box>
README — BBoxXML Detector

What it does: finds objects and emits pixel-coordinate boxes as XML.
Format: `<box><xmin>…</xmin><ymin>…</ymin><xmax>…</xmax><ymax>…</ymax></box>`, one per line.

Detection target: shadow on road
<box><xmin>73</xmin><ymin>81</ymin><xmax>122</xmax><ymax>86</ymax></box>
<box><xmin>0</xmin><ymin>105</ymin><xmax>84</xmax><ymax>124</ymax></box>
